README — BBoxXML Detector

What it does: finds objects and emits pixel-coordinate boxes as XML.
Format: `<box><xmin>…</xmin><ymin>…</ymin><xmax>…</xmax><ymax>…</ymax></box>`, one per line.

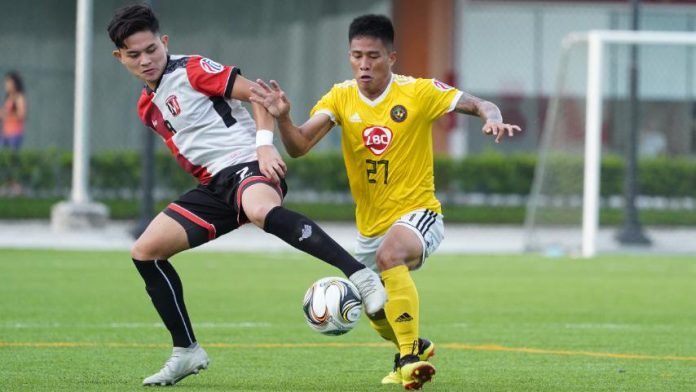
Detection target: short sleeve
<box><xmin>417</xmin><ymin>78</ymin><xmax>463</xmax><ymax>121</ymax></box>
<box><xmin>186</xmin><ymin>56</ymin><xmax>238</xmax><ymax>98</ymax></box>
<box><xmin>310</xmin><ymin>86</ymin><xmax>341</xmax><ymax>126</ymax></box>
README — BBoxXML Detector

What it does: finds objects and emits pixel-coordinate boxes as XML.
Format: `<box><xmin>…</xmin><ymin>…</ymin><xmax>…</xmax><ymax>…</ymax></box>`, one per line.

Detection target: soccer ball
<box><xmin>302</xmin><ymin>277</ymin><xmax>363</xmax><ymax>335</ymax></box>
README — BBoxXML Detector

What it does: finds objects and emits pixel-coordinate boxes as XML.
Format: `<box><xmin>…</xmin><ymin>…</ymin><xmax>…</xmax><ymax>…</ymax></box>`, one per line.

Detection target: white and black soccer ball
<box><xmin>302</xmin><ymin>277</ymin><xmax>363</xmax><ymax>336</ymax></box>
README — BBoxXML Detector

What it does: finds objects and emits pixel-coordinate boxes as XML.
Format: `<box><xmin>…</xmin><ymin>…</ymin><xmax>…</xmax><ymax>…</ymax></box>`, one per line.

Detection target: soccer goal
<box><xmin>524</xmin><ymin>30</ymin><xmax>696</xmax><ymax>258</ymax></box>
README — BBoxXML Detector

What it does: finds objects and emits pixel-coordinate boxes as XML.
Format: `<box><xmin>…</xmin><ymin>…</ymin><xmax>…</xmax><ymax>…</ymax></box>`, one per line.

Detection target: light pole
<box><xmin>51</xmin><ymin>0</ymin><xmax>109</xmax><ymax>230</ymax></box>
<box><xmin>131</xmin><ymin>0</ymin><xmax>157</xmax><ymax>239</ymax></box>
<box><xmin>616</xmin><ymin>0</ymin><xmax>651</xmax><ymax>245</ymax></box>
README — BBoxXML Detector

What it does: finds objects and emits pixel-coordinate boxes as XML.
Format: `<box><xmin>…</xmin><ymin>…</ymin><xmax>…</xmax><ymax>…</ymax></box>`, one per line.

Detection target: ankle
<box><xmin>399</xmin><ymin>354</ymin><xmax>419</xmax><ymax>367</ymax></box>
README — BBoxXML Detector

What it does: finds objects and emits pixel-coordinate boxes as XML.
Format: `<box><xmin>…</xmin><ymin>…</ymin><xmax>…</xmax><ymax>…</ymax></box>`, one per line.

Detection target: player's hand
<box><xmin>250</xmin><ymin>79</ymin><xmax>291</xmax><ymax>118</ymax></box>
<box><xmin>257</xmin><ymin>144</ymin><xmax>287</xmax><ymax>184</ymax></box>
<box><xmin>482</xmin><ymin>121</ymin><xmax>522</xmax><ymax>144</ymax></box>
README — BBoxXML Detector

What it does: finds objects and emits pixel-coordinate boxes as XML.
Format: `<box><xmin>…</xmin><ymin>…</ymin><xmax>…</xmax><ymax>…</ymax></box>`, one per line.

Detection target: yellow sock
<box><xmin>369</xmin><ymin>315</ymin><xmax>398</xmax><ymax>349</ymax></box>
<box><xmin>381</xmin><ymin>265</ymin><xmax>419</xmax><ymax>358</ymax></box>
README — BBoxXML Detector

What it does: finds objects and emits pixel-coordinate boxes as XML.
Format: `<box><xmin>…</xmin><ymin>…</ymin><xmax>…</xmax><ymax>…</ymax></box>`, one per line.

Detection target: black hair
<box><xmin>4</xmin><ymin>71</ymin><xmax>24</xmax><ymax>94</ymax></box>
<box><xmin>107</xmin><ymin>4</ymin><xmax>160</xmax><ymax>48</ymax></box>
<box><xmin>348</xmin><ymin>14</ymin><xmax>394</xmax><ymax>50</ymax></box>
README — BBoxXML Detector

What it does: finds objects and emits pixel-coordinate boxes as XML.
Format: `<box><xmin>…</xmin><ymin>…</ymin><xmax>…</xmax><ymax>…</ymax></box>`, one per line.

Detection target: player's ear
<box><xmin>388</xmin><ymin>50</ymin><xmax>397</xmax><ymax>67</ymax></box>
<box><xmin>160</xmin><ymin>34</ymin><xmax>169</xmax><ymax>50</ymax></box>
<box><xmin>112</xmin><ymin>49</ymin><xmax>123</xmax><ymax>62</ymax></box>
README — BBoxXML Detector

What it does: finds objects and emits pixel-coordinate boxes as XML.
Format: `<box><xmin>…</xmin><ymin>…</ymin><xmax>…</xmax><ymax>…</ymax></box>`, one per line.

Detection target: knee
<box><xmin>375</xmin><ymin>247</ymin><xmax>404</xmax><ymax>272</ymax></box>
<box><xmin>130</xmin><ymin>240</ymin><xmax>151</xmax><ymax>261</ymax></box>
<box><xmin>245</xmin><ymin>203</ymin><xmax>277</xmax><ymax>228</ymax></box>
<box><xmin>131</xmin><ymin>239</ymin><xmax>166</xmax><ymax>261</ymax></box>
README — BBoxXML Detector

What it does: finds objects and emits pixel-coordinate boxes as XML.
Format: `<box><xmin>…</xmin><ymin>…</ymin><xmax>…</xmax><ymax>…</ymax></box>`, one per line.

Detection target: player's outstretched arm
<box><xmin>454</xmin><ymin>92</ymin><xmax>522</xmax><ymax>144</ymax></box>
<box><xmin>232</xmin><ymin>75</ymin><xmax>287</xmax><ymax>183</ymax></box>
<box><xmin>250</xmin><ymin>80</ymin><xmax>333</xmax><ymax>157</ymax></box>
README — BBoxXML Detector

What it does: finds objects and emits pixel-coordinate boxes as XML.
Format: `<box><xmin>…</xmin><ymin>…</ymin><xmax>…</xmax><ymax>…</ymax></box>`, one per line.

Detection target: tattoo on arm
<box><xmin>454</xmin><ymin>92</ymin><xmax>502</xmax><ymax>122</ymax></box>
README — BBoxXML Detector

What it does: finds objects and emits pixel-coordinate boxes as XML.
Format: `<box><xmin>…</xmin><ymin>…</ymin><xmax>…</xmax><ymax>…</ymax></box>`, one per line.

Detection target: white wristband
<box><xmin>255</xmin><ymin>129</ymin><xmax>274</xmax><ymax>147</ymax></box>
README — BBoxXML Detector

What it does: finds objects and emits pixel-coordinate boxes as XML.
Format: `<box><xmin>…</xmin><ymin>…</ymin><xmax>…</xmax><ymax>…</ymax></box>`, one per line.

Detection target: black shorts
<box><xmin>163</xmin><ymin>161</ymin><xmax>288</xmax><ymax>248</ymax></box>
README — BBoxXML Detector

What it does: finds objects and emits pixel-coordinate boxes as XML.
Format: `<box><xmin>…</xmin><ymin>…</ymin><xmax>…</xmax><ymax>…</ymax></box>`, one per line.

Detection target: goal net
<box><xmin>523</xmin><ymin>30</ymin><xmax>696</xmax><ymax>258</ymax></box>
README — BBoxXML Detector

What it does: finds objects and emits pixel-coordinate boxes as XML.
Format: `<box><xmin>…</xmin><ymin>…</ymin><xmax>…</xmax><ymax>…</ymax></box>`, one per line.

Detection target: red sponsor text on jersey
<box><xmin>362</xmin><ymin>126</ymin><xmax>393</xmax><ymax>156</ymax></box>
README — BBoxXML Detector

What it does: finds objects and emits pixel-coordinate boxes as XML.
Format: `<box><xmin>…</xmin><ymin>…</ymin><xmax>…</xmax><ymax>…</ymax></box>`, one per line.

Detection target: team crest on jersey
<box><xmin>432</xmin><ymin>79</ymin><xmax>453</xmax><ymax>91</ymax></box>
<box><xmin>199</xmin><ymin>58</ymin><xmax>224</xmax><ymax>74</ymax></box>
<box><xmin>390</xmin><ymin>105</ymin><xmax>407</xmax><ymax>123</ymax></box>
<box><xmin>362</xmin><ymin>126</ymin><xmax>393</xmax><ymax>156</ymax></box>
<box><xmin>165</xmin><ymin>95</ymin><xmax>182</xmax><ymax>117</ymax></box>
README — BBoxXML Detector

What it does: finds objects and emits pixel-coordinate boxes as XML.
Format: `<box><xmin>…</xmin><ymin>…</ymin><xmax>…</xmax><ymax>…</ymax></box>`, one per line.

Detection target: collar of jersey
<box><xmin>145</xmin><ymin>55</ymin><xmax>170</xmax><ymax>94</ymax></box>
<box><xmin>357</xmin><ymin>72</ymin><xmax>393</xmax><ymax>107</ymax></box>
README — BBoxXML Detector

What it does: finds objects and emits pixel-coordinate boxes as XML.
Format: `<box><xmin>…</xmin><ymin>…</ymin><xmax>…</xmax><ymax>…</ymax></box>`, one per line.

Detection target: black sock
<box><xmin>133</xmin><ymin>259</ymin><xmax>196</xmax><ymax>347</ymax></box>
<box><xmin>263</xmin><ymin>206</ymin><xmax>364</xmax><ymax>277</ymax></box>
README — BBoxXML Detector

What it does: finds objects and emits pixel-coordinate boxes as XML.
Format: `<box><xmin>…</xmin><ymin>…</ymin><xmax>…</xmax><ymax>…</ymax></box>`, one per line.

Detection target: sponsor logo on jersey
<box><xmin>362</xmin><ymin>126</ymin><xmax>393</xmax><ymax>156</ymax></box>
<box><xmin>165</xmin><ymin>95</ymin><xmax>182</xmax><ymax>117</ymax></box>
<box><xmin>235</xmin><ymin>166</ymin><xmax>251</xmax><ymax>180</ymax></box>
<box><xmin>390</xmin><ymin>105</ymin><xmax>407</xmax><ymax>122</ymax></box>
<box><xmin>200</xmin><ymin>58</ymin><xmax>224</xmax><ymax>74</ymax></box>
<box><xmin>432</xmin><ymin>79</ymin><xmax>453</xmax><ymax>91</ymax></box>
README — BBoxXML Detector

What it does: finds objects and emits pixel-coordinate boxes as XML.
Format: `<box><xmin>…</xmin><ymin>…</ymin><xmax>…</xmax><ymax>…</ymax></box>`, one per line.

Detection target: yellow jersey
<box><xmin>310</xmin><ymin>73</ymin><xmax>462</xmax><ymax>237</ymax></box>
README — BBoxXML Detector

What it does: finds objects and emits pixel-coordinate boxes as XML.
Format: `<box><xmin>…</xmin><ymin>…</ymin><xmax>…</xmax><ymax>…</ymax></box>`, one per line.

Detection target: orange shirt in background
<box><xmin>3</xmin><ymin>97</ymin><xmax>25</xmax><ymax>136</ymax></box>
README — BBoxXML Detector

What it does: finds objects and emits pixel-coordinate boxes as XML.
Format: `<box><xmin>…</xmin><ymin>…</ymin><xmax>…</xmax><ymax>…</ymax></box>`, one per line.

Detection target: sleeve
<box><xmin>310</xmin><ymin>86</ymin><xmax>341</xmax><ymax>126</ymax></box>
<box><xmin>417</xmin><ymin>78</ymin><xmax>463</xmax><ymax>121</ymax></box>
<box><xmin>186</xmin><ymin>55</ymin><xmax>239</xmax><ymax>98</ymax></box>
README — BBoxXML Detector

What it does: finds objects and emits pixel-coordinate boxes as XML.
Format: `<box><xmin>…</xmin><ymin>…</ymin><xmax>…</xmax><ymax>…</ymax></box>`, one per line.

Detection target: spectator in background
<box><xmin>0</xmin><ymin>71</ymin><xmax>26</xmax><ymax>196</ymax></box>
<box><xmin>1</xmin><ymin>71</ymin><xmax>26</xmax><ymax>151</ymax></box>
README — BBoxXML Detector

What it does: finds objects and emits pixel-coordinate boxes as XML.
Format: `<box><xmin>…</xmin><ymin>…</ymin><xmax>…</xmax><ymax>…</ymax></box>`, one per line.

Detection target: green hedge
<box><xmin>3</xmin><ymin>149</ymin><xmax>696</xmax><ymax>197</ymax></box>
<box><xmin>4</xmin><ymin>197</ymin><xmax>696</xmax><ymax>225</ymax></box>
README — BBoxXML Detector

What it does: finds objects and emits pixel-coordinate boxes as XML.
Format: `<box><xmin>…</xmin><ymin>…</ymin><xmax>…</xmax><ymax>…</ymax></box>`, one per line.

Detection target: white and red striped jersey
<box><xmin>137</xmin><ymin>54</ymin><xmax>257</xmax><ymax>184</ymax></box>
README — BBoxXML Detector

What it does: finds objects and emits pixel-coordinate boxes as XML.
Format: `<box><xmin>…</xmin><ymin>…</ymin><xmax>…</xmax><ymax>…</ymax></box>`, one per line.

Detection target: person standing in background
<box><xmin>0</xmin><ymin>71</ymin><xmax>26</xmax><ymax>196</ymax></box>
<box><xmin>1</xmin><ymin>72</ymin><xmax>26</xmax><ymax>151</ymax></box>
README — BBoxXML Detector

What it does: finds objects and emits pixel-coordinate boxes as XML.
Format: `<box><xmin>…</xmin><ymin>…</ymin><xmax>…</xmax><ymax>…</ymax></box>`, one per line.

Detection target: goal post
<box><xmin>524</xmin><ymin>30</ymin><xmax>696</xmax><ymax>258</ymax></box>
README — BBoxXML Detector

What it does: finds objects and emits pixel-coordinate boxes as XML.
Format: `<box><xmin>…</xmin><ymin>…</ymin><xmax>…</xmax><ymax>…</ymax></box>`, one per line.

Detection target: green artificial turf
<box><xmin>1</xmin><ymin>250</ymin><xmax>695</xmax><ymax>391</ymax></box>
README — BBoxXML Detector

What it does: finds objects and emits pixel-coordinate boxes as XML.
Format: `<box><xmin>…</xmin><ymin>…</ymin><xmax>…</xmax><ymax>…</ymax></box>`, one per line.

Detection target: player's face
<box><xmin>113</xmin><ymin>31</ymin><xmax>169</xmax><ymax>88</ymax></box>
<box><xmin>349</xmin><ymin>36</ymin><xmax>396</xmax><ymax>99</ymax></box>
<box><xmin>4</xmin><ymin>78</ymin><xmax>14</xmax><ymax>94</ymax></box>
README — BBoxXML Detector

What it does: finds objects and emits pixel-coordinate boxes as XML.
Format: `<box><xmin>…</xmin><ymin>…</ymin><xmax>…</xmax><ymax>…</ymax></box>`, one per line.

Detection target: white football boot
<box><xmin>349</xmin><ymin>268</ymin><xmax>387</xmax><ymax>315</ymax></box>
<box><xmin>142</xmin><ymin>343</ymin><xmax>209</xmax><ymax>386</ymax></box>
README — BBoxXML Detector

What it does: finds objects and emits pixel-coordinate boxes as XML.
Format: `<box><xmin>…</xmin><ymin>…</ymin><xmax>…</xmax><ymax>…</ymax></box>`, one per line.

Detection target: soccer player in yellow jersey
<box><xmin>251</xmin><ymin>14</ymin><xmax>521</xmax><ymax>390</ymax></box>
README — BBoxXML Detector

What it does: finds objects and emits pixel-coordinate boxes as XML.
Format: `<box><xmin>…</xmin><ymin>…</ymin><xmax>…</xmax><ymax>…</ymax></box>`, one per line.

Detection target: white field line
<box><xmin>1</xmin><ymin>321</ymin><xmax>272</xmax><ymax>329</ymax></box>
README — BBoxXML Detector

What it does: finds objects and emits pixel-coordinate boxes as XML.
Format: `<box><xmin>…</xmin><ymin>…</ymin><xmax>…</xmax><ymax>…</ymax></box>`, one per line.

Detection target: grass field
<box><xmin>1</xmin><ymin>249</ymin><xmax>695</xmax><ymax>391</ymax></box>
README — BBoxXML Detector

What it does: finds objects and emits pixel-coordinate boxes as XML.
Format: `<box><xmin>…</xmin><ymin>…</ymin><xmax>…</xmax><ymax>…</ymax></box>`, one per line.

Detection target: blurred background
<box><xmin>3</xmin><ymin>0</ymin><xmax>696</xmax><ymax>254</ymax></box>
<box><xmin>6</xmin><ymin>0</ymin><xmax>696</xmax><ymax>154</ymax></box>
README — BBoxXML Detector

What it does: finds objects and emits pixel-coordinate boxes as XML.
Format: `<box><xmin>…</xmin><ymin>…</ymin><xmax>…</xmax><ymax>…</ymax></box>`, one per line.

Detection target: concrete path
<box><xmin>0</xmin><ymin>220</ymin><xmax>693</xmax><ymax>256</ymax></box>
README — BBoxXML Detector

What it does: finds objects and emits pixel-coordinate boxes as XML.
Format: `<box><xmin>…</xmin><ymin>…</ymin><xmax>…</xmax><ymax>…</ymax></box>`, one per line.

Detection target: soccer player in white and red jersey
<box><xmin>251</xmin><ymin>14</ymin><xmax>521</xmax><ymax>390</ymax></box>
<box><xmin>107</xmin><ymin>5</ymin><xmax>386</xmax><ymax>387</ymax></box>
